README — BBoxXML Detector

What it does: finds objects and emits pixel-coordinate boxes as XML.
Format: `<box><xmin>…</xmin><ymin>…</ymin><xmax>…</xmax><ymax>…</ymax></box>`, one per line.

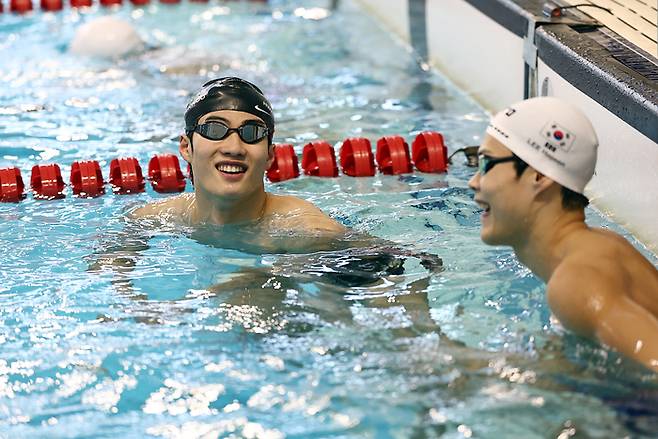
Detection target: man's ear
<box><xmin>531</xmin><ymin>170</ymin><xmax>556</xmax><ymax>195</ymax></box>
<box><xmin>265</xmin><ymin>143</ymin><xmax>275</xmax><ymax>169</ymax></box>
<box><xmin>179</xmin><ymin>134</ymin><xmax>192</xmax><ymax>163</ymax></box>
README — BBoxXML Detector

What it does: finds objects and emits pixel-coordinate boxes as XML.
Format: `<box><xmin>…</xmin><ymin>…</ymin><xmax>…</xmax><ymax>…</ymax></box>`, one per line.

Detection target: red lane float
<box><xmin>31</xmin><ymin>164</ymin><xmax>65</xmax><ymax>199</ymax></box>
<box><xmin>148</xmin><ymin>154</ymin><xmax>186</xmax><ymax>193</ymax></box>
<box><xmin>109</xmin><ymin>157</ymin><xmax>145</xmax><ymax>194</ymax></box>
<box><xmin>266</xmin><ymin>144</ymin><xmax>299</xmax><ymax>182</ymax></box>
<box><xmin>375</xmin><ymin>135</ymin><xmax>412</xmax><ymax>175</ymax></box>
<box><xmin>2</xmin><ymin>0</ymin><xmax>284</xmax><ymax>13</ymax></box>
<box><xmin>339</xmin><ymin>137</ymin><xmax>375</xmax><ymax>177</ymax></box>
<box><xmin>0</xmin><ymin>167</ymin><xmax>25</xmax><ymax>202</ymax></box>
<box><xmin>0</xmin><ymin>130</ymin><xmax>450</xmax><ymax>199</ymax></box>
<box><xmin>70</xmin><ymin>160</ymin><xmax>105</xmax><ymax>197</ymax></box>
<box><xmin>40</xmin><ymin>0</ymin><xmax>63</xmax><ymax>11</ymax></box>
<box><xmin>301</xmin><ymin>141</ymin><xmax>338</xmax><ymax>177</ymax></box>
<box><xmin>412</xmin><ymin>131</ymin><xmax>448</xmax><ymax>173</ymax></box>
<box><xmin>10</xmin><ymin>0</ymin><xmax>33</xmax><ymax>13</ymax></box>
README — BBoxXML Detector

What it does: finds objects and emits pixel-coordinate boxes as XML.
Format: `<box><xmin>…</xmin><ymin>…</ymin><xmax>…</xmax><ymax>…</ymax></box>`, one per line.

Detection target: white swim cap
<box><xmin>70</xmin><ymin>17</ymin><xmax>144</xmax><ymax>58</ymax></box>
<box><xmin>486</xmin><ymin>97</ymin><xmax>598</xmax><ymax>194</ymax></box>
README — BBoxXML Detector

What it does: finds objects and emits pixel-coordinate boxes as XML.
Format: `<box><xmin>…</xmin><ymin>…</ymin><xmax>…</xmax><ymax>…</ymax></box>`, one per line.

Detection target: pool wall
<box><xmin>354</xmin><ymin>0</ymin><xmax>658</xmax><ymax>254</ymax></box>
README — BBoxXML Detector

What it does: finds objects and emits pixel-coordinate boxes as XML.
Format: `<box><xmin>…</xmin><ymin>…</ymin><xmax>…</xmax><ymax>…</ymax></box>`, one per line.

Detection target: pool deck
<box><xmin>561</xmin><ymin>0</ymin><xmax>656</xmax><ymax>56</ymax></box>
<box><xmin>355</xmin><ymin>0</ymin><xmax>658</xmax><ymax>254</ymax></box>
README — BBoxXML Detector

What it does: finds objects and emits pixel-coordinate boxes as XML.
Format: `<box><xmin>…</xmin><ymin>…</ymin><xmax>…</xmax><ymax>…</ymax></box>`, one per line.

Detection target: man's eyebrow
<box><xmin>203</xmin><ymin>116</ymin><xmax>265</xmax><ymax>125</ymax></box>
<box><xmin>202</xmin><ymin>116</ymin><xmax>229</xmax><ymax>123</ymax></box>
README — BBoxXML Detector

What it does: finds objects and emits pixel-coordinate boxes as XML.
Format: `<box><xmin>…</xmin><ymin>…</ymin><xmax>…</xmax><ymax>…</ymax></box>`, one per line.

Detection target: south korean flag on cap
<box><xmin>542</xmin><ymin>122</ymin><xmax>576</xmax><ymax>152</ymax></box>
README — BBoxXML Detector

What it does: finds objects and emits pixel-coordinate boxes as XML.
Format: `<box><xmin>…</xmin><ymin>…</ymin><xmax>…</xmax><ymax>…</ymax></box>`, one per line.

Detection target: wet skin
<box><xmin>132</xmin><ymin>110</ymin><xmax>344</xmax><ymax>235</ymax></box>
<box><xmin>469</xmin><ymin>135</ymin><xmax>658</xmax><ymax>372</ymax></box>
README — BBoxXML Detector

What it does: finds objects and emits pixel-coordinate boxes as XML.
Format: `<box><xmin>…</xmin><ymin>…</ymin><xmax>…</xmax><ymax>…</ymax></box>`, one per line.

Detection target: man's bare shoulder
<box><xmin>265</xmin><ymin>193</ymin><xmax>345</xmax><ymax>233</ymax></box>
<box><xmin>554</xmin><ymin>228</ymin><xmax>626</xmax><ymax>283</ymax></box>
<box><xmin>547</xmin><ymin>260</ymin><xmax>619</xmax><ymax>336</ymax></box>
<box><xmin>574</xmin><ymin>227</ymin><xmax>644</xmax><ymax>260</ymax></box>
<box><xmin>570</xmin><ymin>228</ymin><xmax>657</xmax><ymax>289</ymax></box>
<box><xmin>267</xmin><ymin>193</ymin><xmax>323</xmax><ymax>214</ymax></box>
<box><xmin>129</xmin><ymin>193</ymin><xmax>194</xmax><ymax>220</ymax></box>
<box><xmin>548</xmin><ymin>259</ymin><xmax>620</xmax><ymax>300</ymax></box>
<box><xmin>547</xmin><ymin>254</ymin><xmax>658</xmax><ymax>372</ymax></box>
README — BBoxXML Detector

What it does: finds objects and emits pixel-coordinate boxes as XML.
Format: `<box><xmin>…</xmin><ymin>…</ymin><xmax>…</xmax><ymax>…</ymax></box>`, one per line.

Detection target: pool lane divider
<box><xmin>269</xmin><ymin>131</ymin><xmax>448</xmax><ymax>182</ymax></box>
<box><xmin>376</xmin><ymin>136</ymin><xmax>413</xmax><ymax>175</ymax></box>
<box><xmin>0</xmin><ymin>167</ymin><xmax>25</xmax><ymax>202</ymax></box>
<box><xmin>266</xmin><ymin>144</ymin><xmax>299</xmax><ymax>183</ymax></box>
<box><xmin>0</xmin><ymin>131</ymin><xmax>448</xmax><ymax>201</ymax></box>
<box><xmin>339</xmin><ymin>138</ymin><xmax>376</xmax><ymax>177</ymax></box>
<box><xmin>412</xmin><ymin>131</ymin><xmax>449</xmax><ymax>173</ymax></box>
<box><xmin>0</xmin><ymin>153</ymin><xmax>186</xmax><ymax>201</ymax></box>
<box><xmin>30</xmin><ymin>163</ymin><xmax>66</xmax><ymax>199</ymax></box>
<box><xmin>109</xmin><ymin>157</ymin><xmax>146</xmax><ymax>194</ymax></box>
<box><xmin>70</xmin><ymin>160</ymin><xmax>105</xmax><ymax>196</ymax></box>
<box><xmin>4</xmin><ymin>0</ymin><xmax>267</xmax><ymax>14</ymax></box>
<box><xmin>301</xmin><ymin>141</ymin><xmax>338</xmax><ymax>178</ymax></box>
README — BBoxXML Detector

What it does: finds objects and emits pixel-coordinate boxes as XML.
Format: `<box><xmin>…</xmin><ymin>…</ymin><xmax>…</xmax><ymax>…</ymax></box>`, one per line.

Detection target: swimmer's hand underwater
<box><xmin>290</xmin><ymin>244</ymin><xmax>442</xmax><ymax>288</ymax></box>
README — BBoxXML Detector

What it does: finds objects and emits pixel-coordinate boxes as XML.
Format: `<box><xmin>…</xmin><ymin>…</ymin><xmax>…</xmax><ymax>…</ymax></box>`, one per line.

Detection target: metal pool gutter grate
<box><xmin>536</xmin><ymin>23</ymin><xmax>658</xmax><ymax>142</ymax></box>
<box><xmin>585</xmin><ymin>27</ymin><xmax>658</xmax><ymax>81</ymax></box>
<box><xmin>560</xmin><ymin>0</ymin><xmax>657</xmax><ymax>56</ymax></box>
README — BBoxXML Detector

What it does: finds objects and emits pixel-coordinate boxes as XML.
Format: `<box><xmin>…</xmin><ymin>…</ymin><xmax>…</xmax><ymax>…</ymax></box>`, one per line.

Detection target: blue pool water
<box><xmin>1</xmin><ymin>1</ymin><xmax>657</xmax><ymax>438</ymax></box>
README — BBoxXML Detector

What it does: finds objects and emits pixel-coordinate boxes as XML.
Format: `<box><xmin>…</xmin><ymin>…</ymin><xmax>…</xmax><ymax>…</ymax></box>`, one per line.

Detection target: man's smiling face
<box><xmin>468</xmin><ymin>135</ymin><xmax>536</xmax><ymax>246</ymax></box>
<box><xmin>182</xmin><ymin>109</ymin><xmax>274</xmax><ymax>201</ymax></box>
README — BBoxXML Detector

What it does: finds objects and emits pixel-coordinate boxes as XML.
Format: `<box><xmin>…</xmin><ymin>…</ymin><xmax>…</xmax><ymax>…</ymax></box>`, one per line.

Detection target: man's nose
<box><xmin>468</xmin><ymin>172</ymin><xmax>480</xmax><ymax>191</ymax></box>
<box><xmin>218</xmin><ymin>132</ymin><xmax>246</xmax><ymax>156</ymax></box>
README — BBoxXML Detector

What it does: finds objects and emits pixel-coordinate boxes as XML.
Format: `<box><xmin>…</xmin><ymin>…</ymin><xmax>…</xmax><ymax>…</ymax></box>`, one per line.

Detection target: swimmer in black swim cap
<box><xmin>108</xmin><ymin>77</ymin><xmax>443</xmax><ymax>333</ymax></box>
<box><xmin>132</xmin><ymin>77</ymin><xmax>345</xmax><ymax>237</ymax></box>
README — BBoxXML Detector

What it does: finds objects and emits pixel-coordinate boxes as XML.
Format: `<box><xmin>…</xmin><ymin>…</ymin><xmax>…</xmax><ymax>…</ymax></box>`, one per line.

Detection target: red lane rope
<box><xmin>2</xmin><ymin>0</ymin><xmax>264</xmax><ymax>14</ymax></box>
<box><xmin>0</xmin><ymin>132</ymin><xmax>449</xmax><ymax>201</ymax></box>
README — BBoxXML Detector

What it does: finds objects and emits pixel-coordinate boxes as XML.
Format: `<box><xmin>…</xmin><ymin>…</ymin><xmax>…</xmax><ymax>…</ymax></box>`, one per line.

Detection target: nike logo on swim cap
<box><xmin>255</xmin><ymin>104</ymin><xmax>271</xmax><ymax>114</ymax></box>
<box><xmin>186</xmin><ymin>88</ymin><xmax>210</xmax><ymax>110</ymax></box>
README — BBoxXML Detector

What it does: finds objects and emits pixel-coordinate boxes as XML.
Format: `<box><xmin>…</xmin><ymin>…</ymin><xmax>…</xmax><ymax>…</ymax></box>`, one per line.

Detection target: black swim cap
<box><xmin>184</xmin><ymin>77</ymin><xmax>275</xmax><ymax>142</ymax></box>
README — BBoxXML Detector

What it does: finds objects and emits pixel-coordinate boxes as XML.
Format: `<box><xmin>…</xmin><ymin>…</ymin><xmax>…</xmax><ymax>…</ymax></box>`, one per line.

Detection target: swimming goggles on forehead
<box><xmin>478</xmin><ymin>154</ymin><xmax>522</xmax><ymax>175</ymax></box>
<box><xmin>193</xmin><ymin>120</ymin><xmax>269</xmax><ymax>144</ymax></box>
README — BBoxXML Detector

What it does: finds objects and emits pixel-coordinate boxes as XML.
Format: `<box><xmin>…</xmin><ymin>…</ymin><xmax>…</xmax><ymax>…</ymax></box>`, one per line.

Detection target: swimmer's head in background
<box><xmin>486</xmin><ymin>96</ymin><xmax>598</xmax><ymax>194</ymax></box>
<box><xmin>184</xmin><ymin>77</ymin><xmax>275</xmax><ymax>145</ymax></box>
<box><xmin>70</xmin><ymin>16</ymin><xmax>144</xmax><ymax>58</ymax></box>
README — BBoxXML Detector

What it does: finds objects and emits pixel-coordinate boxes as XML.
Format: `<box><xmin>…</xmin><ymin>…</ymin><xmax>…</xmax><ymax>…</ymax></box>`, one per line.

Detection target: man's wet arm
<box><xmin>549</xmin><ymin>270</ymin><xmax>658</xmax><ymax>372</ymax></box>
<box><xmin>594</xmin><ymin>294</ymin><xmax>658</xmax><ymax>373</ymax></box>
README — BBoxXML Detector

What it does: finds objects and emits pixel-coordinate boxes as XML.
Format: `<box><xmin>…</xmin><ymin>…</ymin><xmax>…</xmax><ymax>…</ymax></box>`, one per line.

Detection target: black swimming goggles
<box><xmin>193</xmin><ymin>120</ymin><xmax>269</xmax><ymax>144</ymax></box>
<box><xmin>478</xmin><ymin>154</ymin><xmax>524</xmax><ymax>175</ymax></box>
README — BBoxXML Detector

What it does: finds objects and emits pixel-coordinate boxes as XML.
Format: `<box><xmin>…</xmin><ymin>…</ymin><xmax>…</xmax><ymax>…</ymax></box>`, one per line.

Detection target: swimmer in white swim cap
<box><xmin>70</xmin><ymin>16</ymin><xmax>144</xmax><ymax>58</ymax></box>
<box><xmin>469</xmin><ymin>96</ymin><xmax>658</xmax><ymax>372</ymax></box>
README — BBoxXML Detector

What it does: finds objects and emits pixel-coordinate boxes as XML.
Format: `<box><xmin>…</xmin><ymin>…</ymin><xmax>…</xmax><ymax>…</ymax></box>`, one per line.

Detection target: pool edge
<box><xmin>353</xmin><ymin>0</ymin><xmax>658</xmax><ymax>255</ymax></box>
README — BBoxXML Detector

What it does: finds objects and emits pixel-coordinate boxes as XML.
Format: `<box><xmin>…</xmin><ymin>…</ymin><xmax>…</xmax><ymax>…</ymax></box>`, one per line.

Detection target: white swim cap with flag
<box><xmin>486</xmin><ymin>97</ymin><xmax>598</xmax><ymax>194</ymax></box>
